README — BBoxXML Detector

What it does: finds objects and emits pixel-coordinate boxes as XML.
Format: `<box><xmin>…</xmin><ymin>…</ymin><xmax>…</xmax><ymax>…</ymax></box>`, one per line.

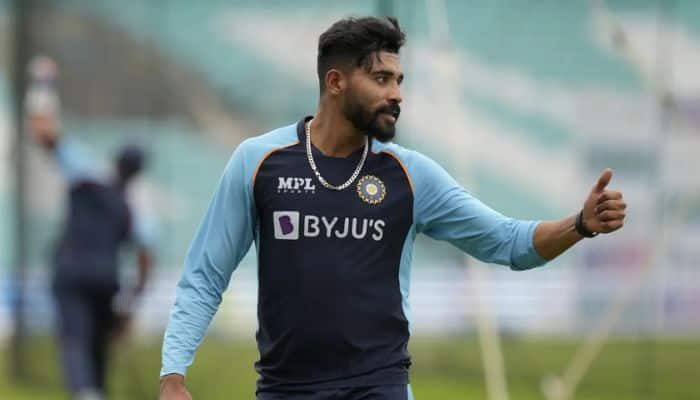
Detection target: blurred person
<box><xmin>160</xmin><ymin>17</ymin><xmax>626</xmax><ymax>400</ymax></box>
<box><xmin>25</xmin><ymin>56</ymin><xmax>154</xmax><ymax>400</ymax></box>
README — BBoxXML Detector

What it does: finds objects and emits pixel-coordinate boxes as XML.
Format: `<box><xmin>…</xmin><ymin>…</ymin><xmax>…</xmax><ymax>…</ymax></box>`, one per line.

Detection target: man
<box><xmin>160</xmin><ymin>17</ymin><xmax>626</xmax><ymax>400</ymax></box>
<box><xmin>26</xmin><ymin>56</ymin><xmax>154</xmax><ymax>400</ymax></box>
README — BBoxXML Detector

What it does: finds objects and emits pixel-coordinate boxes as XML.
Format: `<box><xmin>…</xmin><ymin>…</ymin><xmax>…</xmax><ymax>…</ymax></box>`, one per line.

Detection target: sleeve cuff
<box><xmin>160</xmin><ymin>365</ymin><xmax>188</xmax><ymax>378</ymax></box>
<box><xmin>511</xmin><ymin>220</ymin><xmax>549</xmax><ymax>270</ymax></box>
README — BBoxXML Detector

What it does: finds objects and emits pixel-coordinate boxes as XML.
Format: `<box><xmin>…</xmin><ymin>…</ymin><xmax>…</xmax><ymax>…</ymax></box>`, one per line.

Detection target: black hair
<box><xmin>317</xmin><ymin>16</ymin><xmax>406</xmax><ymax>93</ymax></box>
<box><xmin>116</xmin><ymin>144</ymin><xmax>146</xmax><ymax>182</ymax></box>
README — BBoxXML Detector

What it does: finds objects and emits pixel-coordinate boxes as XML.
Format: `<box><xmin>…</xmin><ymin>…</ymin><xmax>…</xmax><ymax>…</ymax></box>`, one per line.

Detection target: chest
<box><xmin>254</xmin><ymin>147</ymin><xmax>413</xmax><ymax>242</ymax></box>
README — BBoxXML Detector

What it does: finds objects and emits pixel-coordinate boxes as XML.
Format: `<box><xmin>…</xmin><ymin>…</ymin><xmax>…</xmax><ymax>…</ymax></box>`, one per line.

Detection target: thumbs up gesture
<box><xmin>581</xmin><ymin>168</ymin><xmax>626</xmax><ymax>235</ymax></box>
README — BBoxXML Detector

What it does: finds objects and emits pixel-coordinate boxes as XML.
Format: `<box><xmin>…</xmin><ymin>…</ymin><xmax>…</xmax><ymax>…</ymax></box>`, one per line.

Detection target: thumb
<box><xmin>593</xmin><ymin>168</ymin><xmax>613</xmax><ymax>193</ymax></box>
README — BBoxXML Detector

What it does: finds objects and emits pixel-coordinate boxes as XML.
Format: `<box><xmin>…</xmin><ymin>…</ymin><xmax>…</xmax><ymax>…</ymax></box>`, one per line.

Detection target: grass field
<box><xmin>1</xmin><ymin>335</ymin><xmax>698</xmax><ymax>399</ymax></box>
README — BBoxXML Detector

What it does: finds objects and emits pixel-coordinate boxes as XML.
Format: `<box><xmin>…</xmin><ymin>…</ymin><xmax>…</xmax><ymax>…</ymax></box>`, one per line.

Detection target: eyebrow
<box><xmin>373</xmin><ymin>69</ymin><xmax>405</xmax><ymax>83</ymax></box>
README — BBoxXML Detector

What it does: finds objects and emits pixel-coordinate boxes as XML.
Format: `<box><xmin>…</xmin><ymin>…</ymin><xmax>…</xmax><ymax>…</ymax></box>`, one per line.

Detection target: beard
<box><xmin>342</xmin><ymin>90</ymin><xmax>400</xmax><ymax>143</ymax></box>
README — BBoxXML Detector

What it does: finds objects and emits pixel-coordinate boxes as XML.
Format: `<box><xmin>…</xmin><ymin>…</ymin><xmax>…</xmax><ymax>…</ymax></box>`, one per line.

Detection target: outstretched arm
<box><xmin>410</xmin><ymin>151</ymin><xmax>626</xmax><ymax>269</ymax></box>
<box><xmin>410</xmin><ymin>151</ymin><xmax>545</xmax><ymax>269</ymax></box>
<box><xmin>27</xmin><ymin>112</ymin><xmax>100</xmax><ymax>183</ymax></box>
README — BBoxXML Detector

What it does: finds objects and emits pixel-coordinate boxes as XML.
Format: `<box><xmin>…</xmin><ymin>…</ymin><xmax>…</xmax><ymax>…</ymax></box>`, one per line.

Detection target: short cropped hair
<box><xmin>317</xmin><ymin>16</ymin><xmax>406</xmax><ymax>92</ymax></box>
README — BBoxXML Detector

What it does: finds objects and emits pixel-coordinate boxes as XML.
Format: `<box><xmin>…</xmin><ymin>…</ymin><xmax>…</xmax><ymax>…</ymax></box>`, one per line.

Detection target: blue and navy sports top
<box><xmin>161</xmin><ymin>117</ymin><xmax>547</xmax><ymax>391</ymax></box>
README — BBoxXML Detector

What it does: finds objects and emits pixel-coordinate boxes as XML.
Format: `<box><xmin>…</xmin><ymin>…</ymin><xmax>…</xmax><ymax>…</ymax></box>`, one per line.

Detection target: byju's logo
<box><xmin>273</xmin><ymin>211</ymin><xmax>300</xmax><ymax>240</ymax></box>
<box><xmin>277</xmin><ymin>177</ymin><xmax>316</xmax><ymax>194</ymax></box>
<box><xmin>272</xmin><ymin>211</ymin><xmax>385</xmax><ymax>241</ymax></box>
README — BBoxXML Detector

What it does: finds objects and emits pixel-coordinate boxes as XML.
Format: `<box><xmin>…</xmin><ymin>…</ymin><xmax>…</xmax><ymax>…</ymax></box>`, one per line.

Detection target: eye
<box><xmin>376</xmin><ymin>76</ymin><xmax>387</xmax><ymax>84</ymax></box>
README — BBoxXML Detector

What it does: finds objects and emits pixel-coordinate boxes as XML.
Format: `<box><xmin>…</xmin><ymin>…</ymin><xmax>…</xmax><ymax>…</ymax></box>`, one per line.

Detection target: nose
<box><xmin>389</xmin><ymin>82</ymin><xmax>402</xmax><ymax>104</ymax></box>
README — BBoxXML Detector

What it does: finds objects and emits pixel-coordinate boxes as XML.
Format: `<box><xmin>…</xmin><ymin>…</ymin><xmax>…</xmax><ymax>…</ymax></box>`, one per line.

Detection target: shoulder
<box><xmin>222</xmin><ymin>122</ymin><xmax>301</xmax><ymax>186</ymax></box>
<box><xmin>69</xmin><ymin>179</ymin><xmax>108</xmax><ymax>196</ymax></box>
<box><xmin>372</xmin><ymin>140</ymin><xmax>445</xmax><ymax>185</ymax></box>
<box><xmin>237</xmin><ymin>122</ymin><xmax>300</xmax><ymax>159</ymax></box>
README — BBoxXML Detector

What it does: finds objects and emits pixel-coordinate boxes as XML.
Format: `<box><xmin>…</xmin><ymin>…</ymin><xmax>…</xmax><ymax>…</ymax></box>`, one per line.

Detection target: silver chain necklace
<box><xmin>305</xmin><ymin>119</ymin><xmax>368</xmax><ymax>191</ymax></box>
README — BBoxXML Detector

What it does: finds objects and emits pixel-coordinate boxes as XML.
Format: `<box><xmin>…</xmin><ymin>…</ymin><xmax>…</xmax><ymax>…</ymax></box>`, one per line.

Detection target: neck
<box><xmin>309</xmin><ymin>104</ymin><xmax>366</xmax><ymax>158</ymax></box>
<box><xmin>112</xmin><ymin>174</ymin><xmax>127</xmax><ymax>190</ymax></box>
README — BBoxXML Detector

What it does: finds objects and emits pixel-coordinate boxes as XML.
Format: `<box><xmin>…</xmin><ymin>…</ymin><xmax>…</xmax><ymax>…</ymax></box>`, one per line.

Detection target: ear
<box><xmin>325</xmin><ymin>68</ymin><xmax>347</xmax><ymax>95</ymax></box>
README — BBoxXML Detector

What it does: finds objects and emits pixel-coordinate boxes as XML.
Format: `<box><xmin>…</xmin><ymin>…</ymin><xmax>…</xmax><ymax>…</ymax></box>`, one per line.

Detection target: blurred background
<box><xmin>1</xmin><ymin>0</ymin><xmax>699</xmax><ymax>399</ymax></box>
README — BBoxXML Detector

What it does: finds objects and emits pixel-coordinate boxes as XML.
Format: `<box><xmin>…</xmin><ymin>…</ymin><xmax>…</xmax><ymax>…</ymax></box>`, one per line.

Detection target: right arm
<box><xmin>27</xmin><ymin>111</ymin><xmax>100</xmax><ymax>183</ymax></box>
<box><xmin>408</xmin><ymin>150</ymin><xmax>547</xmax><ymax>270</ymax></box>
<box><xmin>160</xmin><ymin>143</ymin><xmax>256</xmax><ymax>397</ymax></box>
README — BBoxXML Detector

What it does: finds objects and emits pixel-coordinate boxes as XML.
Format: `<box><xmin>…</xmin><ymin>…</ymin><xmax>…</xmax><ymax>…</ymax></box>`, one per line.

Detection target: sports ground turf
<box><xmin>1</xmin><ymin>336</ymin><xmax>698</xmax><ymax>399</ymax></box>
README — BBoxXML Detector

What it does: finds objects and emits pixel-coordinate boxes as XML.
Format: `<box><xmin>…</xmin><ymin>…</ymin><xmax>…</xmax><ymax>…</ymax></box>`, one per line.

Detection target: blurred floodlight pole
<box><xmin>9</xmin><ymin>0</ymin><xmax>31</xmax><ymax>380</ymax></box>
<box><xmin>542</xmin><ymin>2</ymin><xmax>681</xmax><ymax>399</ymax></box>
<box><xmin>423</xmin><ymin>0</ymin><xmax>511</xmax><ymax>399</ymax></box>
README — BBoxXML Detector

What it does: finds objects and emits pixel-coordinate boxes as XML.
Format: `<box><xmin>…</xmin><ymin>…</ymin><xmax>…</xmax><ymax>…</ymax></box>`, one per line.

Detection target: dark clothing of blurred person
<box><xmin>50</xmin><ymin>142</ymin><xmax>151</xmax><ymax>400</ymax></box>
<box><xmin>25</xmin><ymin>56</ymin><xmax>154</xmax><ymax>400</ymax></box>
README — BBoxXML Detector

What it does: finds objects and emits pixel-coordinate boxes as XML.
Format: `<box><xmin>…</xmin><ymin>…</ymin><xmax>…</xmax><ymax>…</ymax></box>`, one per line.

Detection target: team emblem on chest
<box><xmin>357</xmin><ymin>175</ymin><xmax>386</xmax><ymax>205</ymax></box>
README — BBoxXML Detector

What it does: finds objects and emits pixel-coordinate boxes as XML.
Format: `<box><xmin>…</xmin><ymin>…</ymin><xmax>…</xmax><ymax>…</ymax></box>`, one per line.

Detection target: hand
<box><xmin>160</xmin><ymin>374</ymin><xmax>192</xmax><ymax>400</ymax></box>
<box><xmin>26</xmin><ymin>113</ymin><xmax>60</xmax><ymax>150</ymax></box>
<box><xmin>111</xmin><ymin>311</ymin><xmax>133</xmax><ymax>342</ymax></box>
<box><xmin>582</xmin><ymin>168</ymin><xmax>626</xmax><ymax>234</ymax></box>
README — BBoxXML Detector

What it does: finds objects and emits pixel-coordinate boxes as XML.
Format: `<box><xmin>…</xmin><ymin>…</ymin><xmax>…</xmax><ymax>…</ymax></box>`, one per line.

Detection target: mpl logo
<box><xmin>273</xmin><ymin>211</ymin><xmax>300</xmax><ymax>240</ymax></box>
<box><xmin>277</xmin><ymin>177</ymin><xmax>316</xmax><ymax>194</ymax></box>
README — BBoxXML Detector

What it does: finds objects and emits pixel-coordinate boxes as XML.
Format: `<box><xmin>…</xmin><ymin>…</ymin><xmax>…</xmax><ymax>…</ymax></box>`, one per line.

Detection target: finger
<box><xmin>601</xmin><ymin>219</ymin><xmax>624</xmax><ymax>232</ymax></box>
<box><xmin>596</xmin><ymin>190</ymin><xmax>623</xmax><ymax>204</ymax></box>
<box><xmin>593</xmin><ymin>168</ymin><xmax>613</xmax><ymax>193</ymax></box>
<box><xmin>595</xmin><ymin>199</ymin><xmax>627</xmax><ymax>213</ymax></box>
<box><xmin>598</xmin><ymin>210</ymin><xmax>626</xmax><ymax>222</ymax></box>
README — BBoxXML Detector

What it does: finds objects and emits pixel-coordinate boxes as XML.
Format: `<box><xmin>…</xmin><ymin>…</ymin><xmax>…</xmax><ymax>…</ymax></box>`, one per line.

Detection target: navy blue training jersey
<box><xmin>50</xmin><ymin>140</ymin><xmax>151</xmax><ymax>293</ymax></box>
<box><xmin>53</xmin><ymin>180</ymin><xmax>131</xmax><ymax>293</ymax></box>
<box><xmin>162</xmin><ymin>117</ymin><xmax>548</xmax><ymax>392</ymax></box>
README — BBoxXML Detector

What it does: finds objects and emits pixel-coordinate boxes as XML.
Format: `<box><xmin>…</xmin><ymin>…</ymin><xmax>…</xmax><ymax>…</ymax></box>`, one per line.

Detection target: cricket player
<box><xmin>160</xmin><ymin>16</ymin><xmax>626</xmax><ymax>400</ymax></box>
<box><xmin>26</xmin><ymin>55</ymin><xmax>154</xmax><ymax>400</ymax></box>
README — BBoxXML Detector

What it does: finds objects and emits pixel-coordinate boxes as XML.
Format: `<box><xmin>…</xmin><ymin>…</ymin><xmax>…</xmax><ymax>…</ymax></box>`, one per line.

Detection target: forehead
<box><xmin>367</xmin><ymin>51</ymin><xmax>402</xmax><ymax>73</ymax></box>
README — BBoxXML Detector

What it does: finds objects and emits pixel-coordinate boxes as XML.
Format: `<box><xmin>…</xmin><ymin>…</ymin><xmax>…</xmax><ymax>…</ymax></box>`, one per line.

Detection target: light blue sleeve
<box><xmin>407</xmin><ymin>150</ymin><xmax>548</xmax><ymax>270</ymax></box>
<box><xmin>53</xmin><ymin>140</ymin><xmax>103</xmax><ymax>184</ymax></box>
<box><xmin>160</xmin><ymin>142</ymin><xmax>256</xmax><ymax>377</ymax></box>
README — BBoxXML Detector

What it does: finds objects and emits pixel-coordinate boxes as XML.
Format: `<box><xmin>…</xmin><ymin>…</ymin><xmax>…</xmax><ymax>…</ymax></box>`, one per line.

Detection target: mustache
<box><xmin>376</xmin><ymin>103</ymin><xmax>401</xmax><ymax>119</ymax></box>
